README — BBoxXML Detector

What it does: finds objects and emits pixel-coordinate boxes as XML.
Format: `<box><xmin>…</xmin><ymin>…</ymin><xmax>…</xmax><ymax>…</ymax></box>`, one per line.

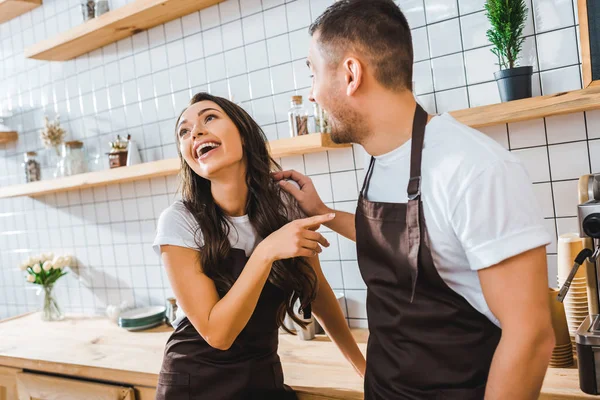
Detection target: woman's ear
<box><xmin>343</xmin><ymin>57</ymin><xmax>363</xmax><ymax>97</ymax></box>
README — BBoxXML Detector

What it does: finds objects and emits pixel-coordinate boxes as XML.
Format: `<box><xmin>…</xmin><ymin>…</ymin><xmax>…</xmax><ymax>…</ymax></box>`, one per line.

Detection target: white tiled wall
<box><xmin>0</xmin><ymin>0</ymin><xmax>592</xmax><ymax>328</ymax></box>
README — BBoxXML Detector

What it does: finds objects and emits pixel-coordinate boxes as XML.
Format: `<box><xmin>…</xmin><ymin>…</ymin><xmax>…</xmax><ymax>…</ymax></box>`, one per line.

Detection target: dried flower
<box><xmin>40</xmin><ymin>115</ymin><xmax>66</xmax><ymax>150</ymax></box>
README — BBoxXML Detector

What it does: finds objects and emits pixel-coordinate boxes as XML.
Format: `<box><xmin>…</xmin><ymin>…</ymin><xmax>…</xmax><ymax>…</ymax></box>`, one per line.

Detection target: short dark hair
<box><xmin>309</xmin><ymin>0</ymin><xmax>413</xmax><ymax>91</ymax></box>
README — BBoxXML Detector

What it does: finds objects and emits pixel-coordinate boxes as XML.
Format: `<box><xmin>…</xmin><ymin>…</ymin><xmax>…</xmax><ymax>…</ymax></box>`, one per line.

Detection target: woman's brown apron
<box><xmin>155</xmin><ymin>248</ymin><xmax>297</xmax><ymax>400</ymax></box>
<box><xmin>355</xmin><ymin>104</ymin><xmax>502</xmax><ymax>399</ymax></box>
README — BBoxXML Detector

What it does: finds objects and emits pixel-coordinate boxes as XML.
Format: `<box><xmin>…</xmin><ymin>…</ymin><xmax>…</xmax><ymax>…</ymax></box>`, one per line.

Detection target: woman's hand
<box><xmin>256</xmin><ymin>213</ymin><xmax>335</xmax><ymax>263</ymax></box>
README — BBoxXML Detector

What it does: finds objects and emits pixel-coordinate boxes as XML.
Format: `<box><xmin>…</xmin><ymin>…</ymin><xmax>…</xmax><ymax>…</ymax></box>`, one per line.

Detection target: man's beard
<box><xmin>328</xmin><ymin>106</ymin><xmax>366</xmax><ymax>145</ymax></box>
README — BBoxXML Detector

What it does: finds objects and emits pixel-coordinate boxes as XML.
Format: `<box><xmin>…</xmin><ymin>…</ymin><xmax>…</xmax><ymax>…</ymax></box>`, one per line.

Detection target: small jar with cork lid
<box><xmin>288</xmin><ymin>95</ymin><xmax>309</xmax><ymax>137</ymax></box>
<box><xmin>23</xmin><ymin>151</ymin><xmax>41</xmax><ymax>182</ymax></box>
<box><xmin>56</xmin><ymin>140</ymin><xmax>88</xmax><ymax>177</ymax></box>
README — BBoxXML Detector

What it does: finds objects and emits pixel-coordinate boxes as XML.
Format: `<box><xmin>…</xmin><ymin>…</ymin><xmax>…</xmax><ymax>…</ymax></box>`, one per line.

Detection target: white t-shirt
<box><xmin>363</xmin><ymin>112</ymin><xmax>551</xmax><ymax>327</ymax></box>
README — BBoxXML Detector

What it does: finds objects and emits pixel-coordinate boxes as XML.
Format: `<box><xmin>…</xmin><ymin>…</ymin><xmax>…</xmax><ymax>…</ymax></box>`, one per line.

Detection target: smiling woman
<box><xmin>151</xmin><ymin>92</ymin><xmax>366</xmax><ymax>399</ymax></box>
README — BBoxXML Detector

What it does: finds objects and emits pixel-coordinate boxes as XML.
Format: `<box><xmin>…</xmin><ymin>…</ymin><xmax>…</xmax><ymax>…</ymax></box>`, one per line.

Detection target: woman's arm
<box><xmin>309</xmin><ymin>256</ymin><xmax>366</xmax><ymax>377</ymax></box>
<box><xmin>161</xmin><ymin>213</ymin><xmax>335</xmax><ymax>351</ymax></box>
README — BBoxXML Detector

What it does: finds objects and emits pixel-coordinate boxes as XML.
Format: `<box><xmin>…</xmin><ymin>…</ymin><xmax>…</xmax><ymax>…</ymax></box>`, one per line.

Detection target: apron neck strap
<box><xmin>407</xmin><ymin>104</ymin><xmax>428</xmax><ymax>201</ymax></box>
<box><xmin>360</xmin><ymin>156</ymin><xmax>376</xmax><ymax>198</ymax></box>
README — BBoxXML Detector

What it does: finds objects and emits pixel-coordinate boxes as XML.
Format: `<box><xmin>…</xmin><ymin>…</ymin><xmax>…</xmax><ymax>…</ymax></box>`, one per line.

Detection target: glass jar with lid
<box><xmin>288</xmin><ymin>95</ymin><xmax>309</xmax><ymax>137</ymax></box>
<box><xmin>56</xmin><ymin>141</ymin><xmax>88</xmax><ymax>177</ymax></box>
<box><xmin>23</xmin><ymin>151</ymin><xmax>41</xmax><ymax>182</ymax></box>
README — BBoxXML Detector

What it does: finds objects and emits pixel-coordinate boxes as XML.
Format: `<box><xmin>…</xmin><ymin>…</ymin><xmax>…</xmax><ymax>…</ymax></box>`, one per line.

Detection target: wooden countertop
<box><xmin>0</xmin><ymin>313</ymin><xmax>594</xmax><ymax>399</ymax></box>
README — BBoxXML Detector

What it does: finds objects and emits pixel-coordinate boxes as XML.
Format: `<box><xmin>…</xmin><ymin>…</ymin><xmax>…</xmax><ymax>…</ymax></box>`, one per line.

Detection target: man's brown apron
<box><xmin>356</xmin><ymin>104</ymin><xmax>502</xmax><ymax>399</ymax></box>
<box><xmin>155</xmin><ymin>248</ymin><xmax>297</xmax><ymax>400</ymax></box>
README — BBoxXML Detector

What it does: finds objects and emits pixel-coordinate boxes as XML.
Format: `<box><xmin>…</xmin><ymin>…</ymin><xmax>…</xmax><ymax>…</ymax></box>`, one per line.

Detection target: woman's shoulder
<box><xmin>157</xmin><ymin>200</ymin><xmax>198</xmax><ymax>234</ymax></box>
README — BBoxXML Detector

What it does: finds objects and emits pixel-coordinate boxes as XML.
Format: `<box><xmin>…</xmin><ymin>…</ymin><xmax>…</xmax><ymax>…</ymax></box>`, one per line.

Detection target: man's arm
<box><xmin>479</xmin><ymin>246</ymin><xmax>554</xmax><ymax>399</ymax></box>
<box><xmin>273</xmin><ymin>170</ymin><xmax>357</xmax><ymax>241</ymax></box>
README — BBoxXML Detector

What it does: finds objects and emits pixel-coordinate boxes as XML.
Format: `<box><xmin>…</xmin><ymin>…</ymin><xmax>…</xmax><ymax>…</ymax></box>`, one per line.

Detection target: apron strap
<box><xmin>406</xmin><ymin>104</ymin><xmax>428</xmax><ymax>303</ymax></box>
<box><xmin>359</xmin><ymin>156</ymin><xmax>376</xmax><ymax>199</ymax></box>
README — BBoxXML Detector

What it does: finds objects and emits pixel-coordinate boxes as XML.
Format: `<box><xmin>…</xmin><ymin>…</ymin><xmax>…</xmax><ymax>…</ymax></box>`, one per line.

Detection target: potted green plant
<box><xmin>485</xmin><ymin>0</ymin><xmax>532</xmax><ymax>102</ymax></box>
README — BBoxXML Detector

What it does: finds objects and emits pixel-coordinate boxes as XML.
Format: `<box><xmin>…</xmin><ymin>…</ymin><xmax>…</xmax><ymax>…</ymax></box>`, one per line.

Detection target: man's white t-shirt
<box><xmin>363</xmin><ymin>112</ymin><xmax>551</xmax><ymax>327</ymax></box>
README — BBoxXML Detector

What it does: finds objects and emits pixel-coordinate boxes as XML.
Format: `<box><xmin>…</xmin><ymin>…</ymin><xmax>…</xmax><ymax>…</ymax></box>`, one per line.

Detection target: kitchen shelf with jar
<box><xmin>0</xmin><ymin>0</ymin><xmax>41</xmax><ymax>24</ymax></box>
<box><xmin>23</xmin><ymin>0</ymin><xmax>222</xmax><ymax>61</ymax></box>
<box><xmin>0</xmin><ymin>133</ymin><xmax>350</xmax><ymax>199</ymax></box>
<box><xmin>0</xmin><ymin>130</ymin><xmax>18</xmax><ymax>144</ymax></box>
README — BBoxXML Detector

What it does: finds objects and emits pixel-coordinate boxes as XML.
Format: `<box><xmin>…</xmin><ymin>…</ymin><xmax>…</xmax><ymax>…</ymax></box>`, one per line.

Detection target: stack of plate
<box><xmin>118</xmin><ymin>306</ymin><xmax>166</xmax><ymax>331</ymax></box>
<box><xmin>557</xmin><ymin>233</ymin><xmax>590</xmax><ymax>351</ymax></box>
<box><xmin>548</xmin><ymin>288</ymin><xmax>574</xmax><ymax>368</ymax></box>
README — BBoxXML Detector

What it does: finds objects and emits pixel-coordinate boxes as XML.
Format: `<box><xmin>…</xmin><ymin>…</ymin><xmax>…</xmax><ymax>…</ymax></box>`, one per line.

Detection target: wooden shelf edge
<box><xmin>0</xmin><ymin>0</ymin><xmax>41</xmax><ymax>24</ymax></box>
<box><xmin>23</xmin><ymin>0</ymin><xmax>222</xmax><ymax>61</ymax></box>
<box><xmin>0</xmin><ymin>134</ymin><xmax>344</xmax><ymax>199</ymax></box>
<box><xmin>450</xmin><ymin>85</ymin><xmax>600</xmax><ymax>128</ymax></box>
<box><xmin>0</xmin><ymin>158</ymin><xmax>180</xmax><ymax>199</ymax></box>
<box><xmin>0</xmin><ymin>131</ymin><xmax>18</xmax><ymax>144</ymax></box>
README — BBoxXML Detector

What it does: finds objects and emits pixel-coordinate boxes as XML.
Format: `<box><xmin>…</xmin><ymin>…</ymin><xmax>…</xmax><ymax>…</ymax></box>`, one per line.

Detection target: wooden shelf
<box><xmin>0</xmin><ymin>131</ymin><xmax>18</xmax><ymax>144</ymax></box>
<box><xmin>0</xmin><ymin>133</ymin><xmax>349</xmax><ymax>199</ymax></box>
<box><xmin>450</xmin><ymin>85</ymin><xmax>600</xmax><ymax>128</ymax></box>
<box><xmin>0</xmin><ymin>0</ymin><xmax>41</xmax><ymax>24</ymax></box>
<box><xmin>24</xmin><ymin>0</ymin><xmax>222</xmax><ymax>61</ymax></box>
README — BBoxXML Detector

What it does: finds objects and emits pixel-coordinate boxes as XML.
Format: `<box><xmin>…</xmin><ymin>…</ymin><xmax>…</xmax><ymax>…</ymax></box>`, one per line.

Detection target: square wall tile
<box><xmin>267</xmin><ymin>34</ymin><xmax>292</xmax><ymax>66</ymax></box>
<box><xmin>545</xmin><ymin>113</ymin><xmax>586</xmax><ymax>144</ymax></box>
<box><xmin>342</xmin><ymin>261</ymin><xmax>366</xmax><ymax>289</ymax></box>
<box><xmin>467</xmin><ymin>82</ymin><xmax>500</xmax><ymax>107</ymax></box>
<box><xmin>270</xmin><ymin>63</ymin><xmax>295</xmax><ymax>94</ymax></box>
<box><xmin>541</xmin><ymin>66</ymin><xmax>582</xmax><ymax>95</ymax></box>
<box><xmin>432</xmin><ymin>53</ymin><xmax>466</xmax><ymax>91</ymax></box>
<box><xmin>249</xmin><ymin>68</ymin><xmax>272</xmax><ymax>98</ymax></box>
<box><xmin>183</xmin><ymin>33</ymin><xmax>204</xmax><ymax>62</ymax></box>
<box><xmin>206</xmin><ymin>53</ymin><xmax>227</xmax><ymax>83</ymax></box>
<box><xmin>586</xmin><ymin>110</ymin><xmax>600</xmax><ymax>139</ymax></box>
<box><xmin>331</xmin><ymin>171</ymin><xmax>358</xmax><ymax>202</ymax></box>
<box><xmin>222</xmin><ymin>20</ymin><xmax>244</xmax><ymax>51</ymax></box>
<box><xmin>435</xmin><ymin>87</ymin><xmax>469</xmax><ymax>113</ymax></box>
<box><xmin>187</xmin><ymin>59</ymin><xmax>208</xmax><ymax>87</ymax></box>
<box><xmin>519</xmin><ymin>36</ymin><xmax>539</xmax><ymax>73</ymax></box>
<box><xmin>165</xmin><ymin>19</ymin><xmax>183</xmax><ymax>42</ymax></box>
<box><xmin>251</xmin><ymin>97</ymin><xmax>276</xmax><ymax>125</ymax></box>
<box><xmin>286</xmin><ymin>0</ymin><xmax>311</xmax><ymax>31</ymax></box>
<box><xmin>532</xmin><ymin>182</ymin><xmax>555</xmax><ymax>218</ymax></box>
<box><xmin>321</xmin><ymin>261</ymin><xmax>344</xmax><ymax>289</ymax></box>
<box><xmin>543</xmin><ymin>218</ymin><xmax>557</xmax><ymax>253</ymax></box>
<box><xmin>182</xmin><ymin>12</ymin><xmax>201</xmax><ymax>36</ymax></box>
<box><xmin>424</xmin><ymin>0</ymin><xmax>458</xmax><ymax>23</ymax></box>
<box><xmin>304</xmin><ymin>152</ymin><xmax>330</xmax><ymax>175</ymax></box>
<box><xmin>225</xmin><ymin>47</ymin><xmax>247</xmax><ymax>77</ymax></box>
<box><xmin>464</xmin><ymin>47</ymin><xmax>497</xmax><ymax>85</ymax></box>
<box><xmin>460</xmin><ymin>11</ymin><xmax>490</xmax><ymax>50</ymax></box>
<box><xmin>411</xmin><ymin>27</ymin><xmax>430</xmax><ymax>63</ymax></box>
<box><xmin>241</xmin><ymin>0</ymin><xmax>262</xmax><ymax>16</ymax></box>
<box><xmin>556</xmin><ymin>217</ymin><xmax>579</xmax><ymax>238</ymax></box>
<box><xmin>533</xmin><ymin>0</ymin><xmax>574</xmax><ymax>33</ymax></box>
<box><xmin>201</xmin><ymin>4</ymin><xmax>221</xmax><ymax>30</ymax></box>
<box><xmin>203</xmin><ymin>27</ymin><xmax>223</xmax><ymax>57</ymax></box>
<box><xmin>413</xmin><ymin>60</ymin><xmax>434</xmax><ymax>95</ymax></box>
<box><xmin>150</xmin><ymin>46</ymin><xmax>168</xmax><ymax>72</ymax></box>
<box><xmin>229</xmin><ymin>74</ymin><xmax>252</xmax><ymax>102</ymax></box>
<box><xmin>508</xmin><ymin>118</ymin><xmax>546</xmax><ymax>149</ymax></box>
<box><xmin>588</xmin><ymin>139</ymin><xmax>600</xmax><ymax>173</ymax></box>
<box><xmin>427</xmin><ymin>19</ymin><xmax>462</xmax><ymax>58</ymax></box>
<box><xmin>264</xmin><ymin>5</ymin><xmax>287</xmax><ymax>38</ymax></box>
<box><xmin>312</xmin><ymin>174</ymin><xmax>334</xmax><ymax>203</ymax></box>
<box><xmin>537</xmin><ymin>27</ymin><xmax>578</xmax><ymax>71</ymax></box>
<box><xmin>399</xmin><ymin>0</ymin><xmax>426</xmax><ymax>28</ymax></box>
<box><xmin>328</xmin><ymin>147</ymin><xmax>355</xmax><ymax>172</ymax></box>
<box><xmin>345</xmin><ymin>290</ymin><xmax>367</xmax><ymax>319</ymax></box>
<box><xmin>245</xmin><ymin>41</ymin><xmax>269</xmax><ymax>71</ymax></box>
<box><xmin>458</xmin><ymin>0</ymin><xmax>485</xmax><ymax>14</ymax></box>
<box><xmin>552</xmin><ymin>180</ymin><xmax>579</xmax><ymax>217</ymax></box>
<box><xmin>243</xmin><ymin>13</ymin><xmax>266</xmax><ymax>44</ymax></box>
<box><xmin>220</xmin><ymin>0</ymin><xmax>241</xmax><ymax>24</ymax></box>
<box><xmin>512</xmin><ymin>146</ymin><xmax>550</xmax><ymax>183</ymax></box>
<box><xmin>309</xmin><ymin>0</ymin><xmax>334</xmax><ymax>20</ymax></box>
<box><xmin>548</xmin><ymin>141</ymin><xmax>590</xmax><ymax>180</ymax></box>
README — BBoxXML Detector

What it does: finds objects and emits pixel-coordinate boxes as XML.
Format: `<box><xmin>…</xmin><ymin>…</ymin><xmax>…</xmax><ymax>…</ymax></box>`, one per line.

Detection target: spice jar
<box><xmin>107</xmin><ymin>135</ymin><xmax>129</xmax><ymax>169</ymax></box>
<box><xmin>313</xmin><ymin>103</ymin><xmax>330</xmax><ymax>134</ymax></box>
<box><xmin>23</xmin><ymin>152</ymin><xmax>41</xmax><ymax>183</ymax></box>
<box><xmin>81</xmin><ymin>0</ymin><xmax>95</xmax><ymax>20</ymax></box>
<box><xmin>288</xmin><ymin>95</ymin><xmax>309</xmax><ymax>137</ymax></box>
<box><xmin>57</xmin><ymin>141</ymin><xmax>88</xmax><ymax>177</ymax></box>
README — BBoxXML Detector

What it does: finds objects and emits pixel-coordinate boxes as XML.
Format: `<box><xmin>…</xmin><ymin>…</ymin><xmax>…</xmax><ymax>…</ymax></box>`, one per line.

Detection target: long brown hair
<box><xmin>175</xmin><ymin>92</ymin><xmax>317</xmax><ymax>331</ymax></box>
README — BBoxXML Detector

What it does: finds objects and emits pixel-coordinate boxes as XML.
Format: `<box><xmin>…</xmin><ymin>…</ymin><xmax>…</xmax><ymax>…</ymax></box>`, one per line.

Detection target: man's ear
<box><xmin>343</xmin><ymin>57</ymin><xmax>363</xmax><ymax>96</ymax></box>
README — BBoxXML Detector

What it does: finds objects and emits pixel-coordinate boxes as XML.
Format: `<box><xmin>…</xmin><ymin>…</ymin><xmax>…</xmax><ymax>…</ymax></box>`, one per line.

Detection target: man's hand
<box><xmin>272</xmin><ymin>170</ymin><xmax>330</xmax><ymax>217</ymax></box>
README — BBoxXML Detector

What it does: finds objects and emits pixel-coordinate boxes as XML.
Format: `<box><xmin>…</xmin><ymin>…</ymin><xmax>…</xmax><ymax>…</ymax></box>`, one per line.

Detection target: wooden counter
<box><xmin>0</xmin><ymin>313</ymin><xmax>594</xmax><ymax>399</ymax></box>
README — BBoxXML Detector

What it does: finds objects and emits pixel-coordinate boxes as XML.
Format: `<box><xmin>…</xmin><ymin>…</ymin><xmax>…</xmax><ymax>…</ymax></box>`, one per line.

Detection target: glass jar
<box><xmin>95</xmin><ymin>0</ymin><xmax>109</xmax><ymax>16</ymax></box>
<box><xmin>23</xmin><ymin>152</ymin><xmax>41</xmax><ymax>183</ymax></box>
<box><xmin>81</xmin><ymin>0</ymin><xmax>95</xmax><ymax>20</ymax></box>
<box><xmin>56</xmin><ymin>141</ymin><xmax>88</xmax><ymax>178</ymax></box>
<box><xmin>288</xmin><ymin>95</ymin><xmax>309</xmax><ymax>137</ymax></box>
<box><xmin>313</xmin><ymin>103</ymin><xmax>330</xmax><ymax>134</ymax></box>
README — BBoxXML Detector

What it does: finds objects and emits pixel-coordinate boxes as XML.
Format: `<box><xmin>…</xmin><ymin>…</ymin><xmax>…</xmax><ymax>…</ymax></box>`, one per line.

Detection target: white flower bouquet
<box><xmin>20</xmin><ymin>252</ymin><xmax>72</xmax><ymax>321</ymax></box>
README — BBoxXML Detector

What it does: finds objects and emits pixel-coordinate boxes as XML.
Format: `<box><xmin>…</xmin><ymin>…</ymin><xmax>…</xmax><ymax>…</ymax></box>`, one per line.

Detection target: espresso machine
<box><xmin>559</xmin><ymin>173</ymin><xmax>600</xmax><ymax>394</ymax></box>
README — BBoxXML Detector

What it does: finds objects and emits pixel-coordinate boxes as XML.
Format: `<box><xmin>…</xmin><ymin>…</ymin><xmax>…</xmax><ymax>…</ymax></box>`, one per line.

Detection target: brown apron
<box><xmin>155</xmin><ymin>248</ymin><xmax>297</xmax><ymax>400</ymax></box>
<box><xmin>356</xmin><ymin>104</ymin><xmax>502</xmax><ymax>399</ymax></box>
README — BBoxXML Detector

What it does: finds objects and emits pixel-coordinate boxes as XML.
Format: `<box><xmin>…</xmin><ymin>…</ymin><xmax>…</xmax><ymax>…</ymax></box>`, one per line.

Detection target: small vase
<box><xmin>40</xmin><ymin>284</ymin><xmax>64</xmax><ymax>321</ymax></box>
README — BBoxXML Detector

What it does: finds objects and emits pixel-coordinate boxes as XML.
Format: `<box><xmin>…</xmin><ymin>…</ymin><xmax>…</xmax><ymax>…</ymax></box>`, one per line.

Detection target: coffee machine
<box><xmin>572</xmin><ymin>173</ymin><xmax>600</xmax><ymax>394</ymax></box>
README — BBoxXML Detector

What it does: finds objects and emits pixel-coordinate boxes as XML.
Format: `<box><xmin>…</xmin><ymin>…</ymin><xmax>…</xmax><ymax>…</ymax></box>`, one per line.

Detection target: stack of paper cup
<box><xmin>557</xmin><ymin>233</ymin><xmax>590</xmax><ymax>350</ymax></box>
<box><xmin>548</xmin><ymin>288</ymin><xmax>574</xmax><ymax>367</ymax></box>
